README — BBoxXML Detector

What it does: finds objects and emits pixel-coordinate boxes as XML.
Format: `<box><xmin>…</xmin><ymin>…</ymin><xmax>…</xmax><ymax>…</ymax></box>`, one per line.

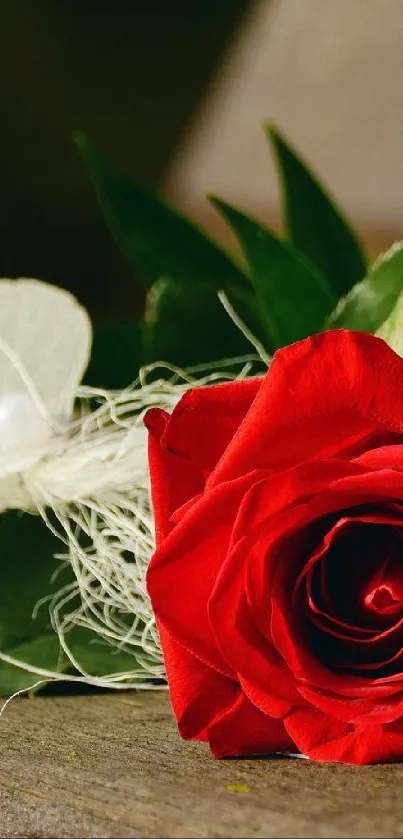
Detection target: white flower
<box><xmin>0</xmin><ymin>278</ymin><xmax>164</xmax><ymax>689</ymax></box>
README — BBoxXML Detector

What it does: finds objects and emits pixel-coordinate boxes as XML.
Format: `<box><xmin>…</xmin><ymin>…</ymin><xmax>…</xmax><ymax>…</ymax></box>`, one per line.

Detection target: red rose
<box><xmin>145</xmin><ymin>329</ymin><xmax>403</xmax><ymax>764</ymax></box>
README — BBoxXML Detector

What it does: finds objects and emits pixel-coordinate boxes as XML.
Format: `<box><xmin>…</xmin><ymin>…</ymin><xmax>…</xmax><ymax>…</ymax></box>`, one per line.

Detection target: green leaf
<box><xmin>0</xmin><ymin>511</ymin><xmax>158</xmax><ymax>696</ymax></box>
<box><xmin>0</xmin><ymin>511</ymin><xmax>73</xmax><ymax>695</ymax></box>
<box><xmin>84</xmin><ymin>320</ymin><xmax>143</xmax><ymax>389</ymax></box>
<box><xmin>267</xmin><ymin>124</ymin><xmax>367</xmax><ymax>296</ymax></box>
<box><xmin>0</xmin><ymin>628</ymin><xmax>147</xmax><ymax>697</ymax></box>
<box><xmin>376</xmin><ymin>289</ymin><xmax>403</xmax><ymax>356</ymax></box>
<box><xmin>75</xmin><ymin>133</ymin><xmax>271</xmax><ymax>352</ymax></box>
<box><xmin>143</xmin><ymin>277</ymin><xmax>264</xmax><ymax>369</ymax></box>
<box><xmin>66</xmin><ymin>627</ymin><xmax>147</xmax><ymax>678</ymax></box>
<box><xmin>75</xmin><ymin>132</ymin><xmax>245</xmax><ymax>288</ymax></box>
<box><xmin>210</xmin><ymin>197</ymin><xmax>335</xmax><ymax>348</ymax></box>
<box><xmin>0</xmin><ymin>635</ymin><xmax>65</xmax><ymax>696</ymax></box>
<box><xmin>0</xmin><ymin>512</ymin><xmax>67</xmax><ymax>651</ymax></box>
<box><xmin>327</xmin><ymin>243</ymin><xmax>403</xmax><ymax>332</ymax></box>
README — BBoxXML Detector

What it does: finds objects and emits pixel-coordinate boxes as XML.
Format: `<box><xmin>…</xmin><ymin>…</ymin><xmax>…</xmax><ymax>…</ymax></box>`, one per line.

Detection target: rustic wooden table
<box><xmin>0</xmin><ymin>691</ymin><xmax>402</xmax><ymax>838</ymax></box>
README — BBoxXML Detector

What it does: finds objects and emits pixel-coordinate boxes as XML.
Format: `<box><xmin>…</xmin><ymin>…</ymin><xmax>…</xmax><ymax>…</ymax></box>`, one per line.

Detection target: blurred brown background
<box><xmin>165</xmin><ymin>0</ymin><xmax>403</xmax><ymax>260</ymax></box>
<box><xmin>1</xmin><ymin>0</ymin><xmax>402</xmax><ymax>321</ymax></box>
<box><xmin>0</xmin><ymin>0</ymin><xmax>249</xmax><ymax>319</ymax></box>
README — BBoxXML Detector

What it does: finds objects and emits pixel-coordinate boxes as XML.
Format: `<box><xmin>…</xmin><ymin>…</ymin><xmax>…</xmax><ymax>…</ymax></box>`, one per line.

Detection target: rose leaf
<box><xmin>327</xmin><ymin>243</ymin><xmax>403</xmax><ymax>333</ymax></box>
<box><xmin>376</xmin><ymin>288</ymin><xmax>403</xmax><ymax>356</ymax></box>
<box><xmin>0</xmin><ymin>512</ymin><xmax>156</xmax><ymax>696</ymax></box>
<box><xmin>0</xmin><ymin>511</ymin><xmax>73</xmax><ymax>695</ymax></box>
<box><xmin>74</xmin><ymin>133</ymin><xmax>271</xmax><ymax>351</ymax></box>
<box><xmin>210</xmin><ymin>196</ymin><xmax>335</xmax><ymax>348</ymax></box>
<box><xmin>143</xmin><ymin>277</ymin><xmax>264</xmax><ymax>369</ymax></box>
<box><xmin>267</xmin><ymin>124</ymin><xmax>367</xmax><ymax>296</ymax></box>
<box><xmin>84</xmin><ymin>319</ymin><xmax>143</xmax><ymax>389</ymax></box>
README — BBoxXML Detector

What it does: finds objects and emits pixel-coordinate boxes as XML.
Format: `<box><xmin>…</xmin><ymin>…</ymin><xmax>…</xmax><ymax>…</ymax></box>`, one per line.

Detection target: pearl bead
<box><xmin>0</xmin><ymin>392</ymin><xmax>52</xmax><ymax>467</ymax></box>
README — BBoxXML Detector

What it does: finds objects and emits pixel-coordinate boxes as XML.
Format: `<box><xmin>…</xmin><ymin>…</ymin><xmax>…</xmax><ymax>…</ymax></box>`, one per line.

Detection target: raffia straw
<box><xmin>0</xmin><ymin>356</ymin><xmax>262</xmax><ymax>691</ymax></box>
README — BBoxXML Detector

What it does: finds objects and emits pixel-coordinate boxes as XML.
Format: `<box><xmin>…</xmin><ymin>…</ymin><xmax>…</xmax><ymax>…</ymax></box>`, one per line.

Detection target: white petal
<box><xmin>0</xmin><ymin>278</ymin><xmax>92</xmax><ymax>422</ymax></box>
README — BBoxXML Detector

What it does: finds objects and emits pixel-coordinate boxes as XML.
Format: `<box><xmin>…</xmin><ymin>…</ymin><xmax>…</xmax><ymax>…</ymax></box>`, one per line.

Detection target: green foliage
<box><xmin>76</xmin><ymin>125</ymin><xmax>372</xmax><ymax>362</ymax></box>
<box><xmin>377</xmin><ymin>289</ymin><xmax>403</xmax><ymax>357</ymax></box>
<box><xmin>211</xmin><ymin>197</ymin><xmax>335</xmax><ymax>347</ymax></box>
<box><xmin>0</xmin><ymin>512</ymin><xmax>151</xmax><ymax>696</ymax></box>
<box><xmin>84</xmin><ymin>320</ymin><xmax>143</xmax><ymax>389</ymax></box>
<box><xmin>0</xmin><ymin>513</ymin><xmax>65</xmax><ymax>650</ymax></box>
<box><xmin>0</xmin><ymin>635</ymin><xmax>64</xmax><ymax>696</ymax></box>
<box><xmin>327</xmin><ymin>244</ymin><xmax>403</xmax><ymax>332</ymax></box>
<box><xmin>143</xmin><ymin>277</ymin><xmax>258</xmax><ymax>367</ymax></box>
<box><xmin>267</xmin><ymin>124</ymin><xmax>367</xmax><ymax>295</ymax></box>
<box><xmin>76</xmin><ymin>131</ymin><xmax>271</xmax><ymax>362</ymax></box>
<box><xmin>65</xmin><ymin>627</ymin><xmax>146</xmax><ymax>678</ymax></box>
<box><xmin>0</xmin><ymin>511</ymin><xmax>70</xmax><ymax>694</ymax></box>
<box><xmin>75</xmin><ymin>133</ymin><xmax>247</xmax><ymax>291</ymax></box>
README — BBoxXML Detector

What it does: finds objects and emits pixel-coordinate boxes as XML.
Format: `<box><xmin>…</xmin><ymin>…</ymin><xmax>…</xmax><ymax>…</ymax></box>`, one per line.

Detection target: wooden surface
<box><xmin>1</xmin><ymin>692</ymin><xmax>403</xmax><ymax>838</ymax></box>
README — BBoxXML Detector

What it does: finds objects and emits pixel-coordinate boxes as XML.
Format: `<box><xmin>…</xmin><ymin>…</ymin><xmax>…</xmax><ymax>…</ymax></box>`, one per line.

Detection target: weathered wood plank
<box><xmin>0</xmin><ymin>691</ymin><xmax>402</xmax><ymax>838</ymax></box>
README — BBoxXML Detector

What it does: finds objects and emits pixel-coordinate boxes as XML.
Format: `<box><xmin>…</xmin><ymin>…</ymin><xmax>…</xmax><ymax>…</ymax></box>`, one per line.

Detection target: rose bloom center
<box><xmin>294</xmin><ymin>512</ymin><xmax>403</xmax><ymax>679</ymax></box>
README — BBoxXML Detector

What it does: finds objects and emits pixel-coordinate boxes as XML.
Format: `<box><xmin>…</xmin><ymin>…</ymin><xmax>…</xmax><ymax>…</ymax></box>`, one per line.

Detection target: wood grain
<box><xmin>0</xmin><ymin>691</ymin><xmax>403</xmax><ymax>838</ymax></box>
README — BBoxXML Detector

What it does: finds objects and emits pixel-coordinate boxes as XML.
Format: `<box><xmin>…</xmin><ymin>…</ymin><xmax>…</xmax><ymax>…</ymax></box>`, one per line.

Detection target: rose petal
<box><xmin>298</xmin><ymin>683</ymin><xmax>403</xmax><ymax>726</ymax></box>
<box><xmin>207</xmin><ymin>330</ymin><xmax>403</xmax><ymax>488</ymax></box>
<box><xmin>207</xmin><ymin>691</ymin><xmax>295</xmax><ymax>758</ymax></box>
<box><xmin>157</xmin><ymin>623</ymin><xmax>239</xmax><ymax>741</ymax></box>
<box><xmin>285</xmin><ymin>708</ymin><xmax>403</xmax><ymax>764</ymax></box>
<box><xmin>208</xmin><ymin>526</ymin><xmax>299</xmax><ymax>717</ymax></box>
<box><xmin>159</xmin><ymin>378</ymin><xmax>261</xmax><ymax>474</ymax></box>
<box><xmin>147</xmin><ymin>473</ymin><xmax>264</xmax><ymax>676</ymax></box>
<box><xmin>207</xmin><ymin>462</ymin><xmax>360</xmax><ymax>716</ymax></box>
<box><xmin>145</xmin><ymin>377</ymin><xmax>261</xmax><ymax>541</ymax></box>
<box><xmin>207</xmin><ymin>461</ymin><xmax>403</xmax><ymax>714</ymax></box>
<box><xmin>146</xmin><ymin>408</ymin><xmax>205</xmax><ymax>542</ymax></box>
<box><xmin>231</xmin><ymin>458</ymin><xmax>365</xmax><ymax>550</ymax></box>
<box><xmin>355</xmin><ymin>444</ymin><xmax>403</xmax><ymax>471</ymax></box>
